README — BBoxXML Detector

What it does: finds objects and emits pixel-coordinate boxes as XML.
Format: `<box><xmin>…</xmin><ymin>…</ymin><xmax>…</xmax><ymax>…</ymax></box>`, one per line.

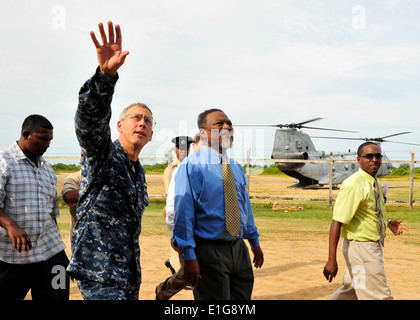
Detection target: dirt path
<box><xmin>65</xmin><ymin>234</ymin><xmax>420</xmax><ymax>300</ymax></box>
<box><xmin>53</xmin><ymin>172</ymin><xmax>420</xmax><ymax>300</ymax></box>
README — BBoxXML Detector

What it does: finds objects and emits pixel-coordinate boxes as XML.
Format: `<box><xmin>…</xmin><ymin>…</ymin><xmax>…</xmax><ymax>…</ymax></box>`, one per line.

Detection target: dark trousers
<box><xmin>193</xmin><ymin>237</ymin><xmax>254</xmax><ymax>300</ymax></box>
<box><xmin>0</xmin><ymin>250</ymin><xmax>69</xmax><ymax>300</ymax></box>
<box><xmin>156</xmin><ymin>252</ymin><xmax>187</xmax><ymax>300</ymax></box>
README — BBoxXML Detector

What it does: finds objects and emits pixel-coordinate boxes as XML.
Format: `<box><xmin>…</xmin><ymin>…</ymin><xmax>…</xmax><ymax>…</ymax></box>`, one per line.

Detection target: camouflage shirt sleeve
<box><xmin>68</xmin><ymin>68</ymin><xmax>147</xmax><ymax>288</ymax></box>
<box><xmin>75</xmin><ymin>67</ymin><xmax>118</xmax><ymax>163</ymax></box>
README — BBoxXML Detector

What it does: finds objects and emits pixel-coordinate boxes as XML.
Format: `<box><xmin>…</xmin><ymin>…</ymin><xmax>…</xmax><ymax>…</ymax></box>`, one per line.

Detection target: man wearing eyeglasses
<box><xmin>172</xmin><ymin>109</ymin><xmax>264</xmax><ymax>300</ymax></box>
<box><xmin>66</xmin><ymin>21</ymin><xmax>154</xmax><ymax>300</ymax></box>
<box><xmin>323</xmin><ymin>142</ymin><xmax>408</xmax><ymax>300</ymax></box>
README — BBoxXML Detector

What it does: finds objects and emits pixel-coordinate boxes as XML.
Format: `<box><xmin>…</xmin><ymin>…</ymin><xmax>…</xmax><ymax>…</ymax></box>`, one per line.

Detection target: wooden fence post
<box><xmin>410</xmin><ymin>150</ymin><xmax>415</xmax><ymax>210</ymax></box>
<box><xmin>329</xmin><ymin>152</ymin><xmax>334</xmax><ymax>209</ymax></box>
<box><xmin>246</xmin><ymin>149</ymin><xmax>251</xmax><ymax>186</ymax></box>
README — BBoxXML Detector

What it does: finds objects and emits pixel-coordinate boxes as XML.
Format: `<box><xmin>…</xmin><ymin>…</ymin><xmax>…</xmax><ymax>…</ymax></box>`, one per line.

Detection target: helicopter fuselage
<box><xmin>271</xmin><ymin>129</ymin><xmax>393</xmax><ymax>188</ymax></box>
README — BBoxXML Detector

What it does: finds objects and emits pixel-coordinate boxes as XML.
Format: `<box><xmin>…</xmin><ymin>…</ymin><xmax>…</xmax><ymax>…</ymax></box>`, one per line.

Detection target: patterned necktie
<box><xmin>374</xmin><ymin>178</ymin><xmax>385</xmax><ymax>247</ymax></box>
<box><xmin>222</xmin><ymin>155</ymin><xmax>240</xmax><ymax>237</ymax></box>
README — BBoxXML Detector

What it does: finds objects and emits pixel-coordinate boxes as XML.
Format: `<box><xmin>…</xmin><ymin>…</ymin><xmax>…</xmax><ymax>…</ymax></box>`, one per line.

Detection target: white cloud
<box><xmin>1</xmin><ymin>0</ymin><xmax>419</xmax><ymax>161</ymax></box>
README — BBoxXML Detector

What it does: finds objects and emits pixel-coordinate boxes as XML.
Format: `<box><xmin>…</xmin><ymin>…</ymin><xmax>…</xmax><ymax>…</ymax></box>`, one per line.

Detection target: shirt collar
<box><xmin>11</xmin><ymin>141</ymin><xmax>46</xmax><ymax>167</ymax></box>
<box><xmin>114</xmin><ymin>139</ymin><xmax>143</xmax><ymax>175</ymax></box>
<box><xmin>114</xmin><ymin>139</ymin><xmax>136</xmax><ymax>162</ymax></box>
<box><xmin>358</xmin><ymin>168</ymin><xmax>376</xmax><ymax>186</ymax></box>
<box><xmin>11</xmin><ymin>142</ymin><xmax>26</xmax><ymax>160</ymax></box>
<box><xmin>200</xmin><ymin>145</ymin><xmax>232</xmax><ymax>164</ymax></box>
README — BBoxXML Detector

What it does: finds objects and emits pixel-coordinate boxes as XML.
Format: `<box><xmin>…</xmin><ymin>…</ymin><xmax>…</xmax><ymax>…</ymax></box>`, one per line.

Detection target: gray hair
<box><xmin>119</xmin><ymin>102</ymin><xmax>153</xmax><ymax>120</ymax></box>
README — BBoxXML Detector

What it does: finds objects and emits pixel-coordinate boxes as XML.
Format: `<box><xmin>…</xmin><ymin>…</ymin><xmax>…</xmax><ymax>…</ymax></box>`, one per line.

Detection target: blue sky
<box><xmin>1</xmin><ymin>0</ymin><xmax>419</xmax><ymax>163</ymax></box>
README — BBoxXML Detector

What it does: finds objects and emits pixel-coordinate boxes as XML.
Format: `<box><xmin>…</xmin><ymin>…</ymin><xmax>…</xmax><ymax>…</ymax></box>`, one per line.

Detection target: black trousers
<box><xmin>0</xmin><ymin>250</ymin><xmax>69</xmax><ymax>300</ymax></box>
<box><xmin>193</xmin><ymin>237</ymin><xmax>254</xmax><ymax>300</ymax></box>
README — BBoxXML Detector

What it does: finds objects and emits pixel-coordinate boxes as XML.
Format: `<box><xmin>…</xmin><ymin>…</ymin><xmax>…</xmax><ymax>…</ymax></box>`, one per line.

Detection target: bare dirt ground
<box><xmin>62</xmin><ymin>234</ymin><xmax>420</xmax><ymax>300</ymax></box>
<box><xmin>48</xmin><ymin>172</ymin><xmax>420</xmax><ymax>300</ymax></box>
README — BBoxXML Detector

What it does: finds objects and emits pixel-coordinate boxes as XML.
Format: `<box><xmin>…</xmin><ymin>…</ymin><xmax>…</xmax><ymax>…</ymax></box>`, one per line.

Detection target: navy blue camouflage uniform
<box><xmin>66</xmin><ymin>68</ymin><xmax>148</xmax><ymax>298</ymax></box>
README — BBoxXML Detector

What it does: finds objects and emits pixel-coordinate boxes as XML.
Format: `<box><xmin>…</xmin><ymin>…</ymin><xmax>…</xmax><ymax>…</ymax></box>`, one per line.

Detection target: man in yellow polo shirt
<box><xmin>323</xmin><ymin>142</ymin><xmax>408</xmax><ymax>300</ymax></box>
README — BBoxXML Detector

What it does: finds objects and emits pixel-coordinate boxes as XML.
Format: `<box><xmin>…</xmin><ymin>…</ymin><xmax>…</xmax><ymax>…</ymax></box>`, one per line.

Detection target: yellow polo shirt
<box><xmin>333</xmin><ymin>169</ymin><xmax>387</xmax><ymax>242</ymax></box>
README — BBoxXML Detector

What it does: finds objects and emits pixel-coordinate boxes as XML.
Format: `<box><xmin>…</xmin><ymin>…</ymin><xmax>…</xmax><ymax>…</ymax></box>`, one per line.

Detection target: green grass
<box><xmin>251</xmin><ymin>200</ymin><xmax>420</xmax><ymax>245</ymax></box>
<box><xmin>57</xmin><ymin>198</ymin><xmax>420</xmax><ymax>246</ymax></box>
<box><xmin>53</xmin><ymin>162</ymin><xmax>420</xmax><ymax>177</ymax></box>
<box><xmin>141</xmin><ymin>198</ymin><xmax>168</xmax><ymax>236</ymax></box>
<box><xmin>52</xmin><ymin>163</ymin><xmax>81</xmax><ymax>173</ymax></box>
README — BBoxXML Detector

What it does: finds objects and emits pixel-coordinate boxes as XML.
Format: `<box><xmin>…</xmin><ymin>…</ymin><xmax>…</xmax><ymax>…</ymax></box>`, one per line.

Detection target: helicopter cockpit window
<box><xmin>296</xmin><ymin>141</ymin><xmax>302</xmax><ymax>150</ymax></box>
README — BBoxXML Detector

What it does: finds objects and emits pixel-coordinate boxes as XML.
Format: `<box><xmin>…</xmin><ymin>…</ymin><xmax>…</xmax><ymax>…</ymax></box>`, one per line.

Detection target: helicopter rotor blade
<box><xmin>312</xmin><ymin>136</ymin><xmax>364</xmax><ymax>140</ymax></box>
<box><xmin>313</xmin><ymin>135</ymin><xmax>420</xmax><ymax>146</ymax></box>
<box><xmin>234</xmin><ymin>124</ymin><xmax>279</xmax><ymax>127</ymax></box>
<box><xmin>380</xmin><ymin>132</ymin><xmax>411</xmax><ymax>139</ymax></box>
<box><xmin>294</xmin><ymin>117</ymin><xmax>324</xmax><ymax>126</ymax></box>
<box><xmin>381</xmin><ymin>140</ymin><xmax>420</xmax><ymax>147</ymax></box>
<box><xmin>301</xmin><ymin>126</ymin><xmax>358</xmax><ymax>133</ymax></box>
<box><xmin>235</xmin><ymin>118</ymin><xmax>357</xmax><ymax>132</ymax></box>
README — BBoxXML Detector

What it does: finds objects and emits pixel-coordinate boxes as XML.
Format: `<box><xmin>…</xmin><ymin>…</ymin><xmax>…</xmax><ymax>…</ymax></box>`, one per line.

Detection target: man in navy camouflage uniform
<box><xmin>66</xmin><ymin>21</ymin><xmax>154</xmax><ymax>300</ymax></box>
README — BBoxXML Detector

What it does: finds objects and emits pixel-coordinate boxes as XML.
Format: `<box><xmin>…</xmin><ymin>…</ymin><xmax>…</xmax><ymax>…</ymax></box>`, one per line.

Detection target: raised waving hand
<box><xmin>90</xmin><ymin>21</ymin><xmax>129</xmax><ymax>77</ymax></box>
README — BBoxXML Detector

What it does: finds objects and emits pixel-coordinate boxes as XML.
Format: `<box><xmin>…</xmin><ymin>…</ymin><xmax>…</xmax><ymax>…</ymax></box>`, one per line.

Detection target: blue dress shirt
<box><xmin>172</xmin><ymin>145</ymin><xmax>260</xmax><ymax>260</ymax></box>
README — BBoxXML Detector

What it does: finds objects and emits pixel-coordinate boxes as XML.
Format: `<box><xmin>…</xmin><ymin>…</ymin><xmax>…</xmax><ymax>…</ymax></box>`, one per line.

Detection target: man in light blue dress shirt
<box><xmin>172</xmin><ymin>108</ymin><xmax>264</xmax><ymax>300</ymax></box>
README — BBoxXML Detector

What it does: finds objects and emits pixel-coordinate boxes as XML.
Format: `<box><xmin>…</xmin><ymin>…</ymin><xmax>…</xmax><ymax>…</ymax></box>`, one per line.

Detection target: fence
<box><xmin>143</xmin><ymin>151</ymin><xmax>419</xmax><ymax>210</ymax></box>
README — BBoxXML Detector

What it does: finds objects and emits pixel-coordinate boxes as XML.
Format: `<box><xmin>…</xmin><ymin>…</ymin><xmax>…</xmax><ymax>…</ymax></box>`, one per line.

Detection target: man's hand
<box><xmin>90</xmin><ymin>21</ymin><xmax>130</xmax><ymax>77</ymax></box>
<box><xmin>183</xmin><ymin>259</ymin><xmax>201</xmax><ymax>287</ymax></box>
<box><xmin>251</xmin><ymin>246</ymin><xmax>264</xmax><ymax>268</ymax></box>
<box><xmin>7</xmin><ymin>222</ymin><xmax>32</xmax><ymax>253</ymax></box>
<box><xmin>0</xmin><ymin>211</ymin><xmax>32</xmax><ymax>253</ymax></box>
<box><xmin>388</xmin><ymin>219</ymin><xmax>409</xmax><ymax>236</ymax></box>
<box><xmin>323</xmin><ymin>259</ymin><xmax>338</xmax><ymax>282</ymax></box>
<box><xmin>323</xmin><ymin>220</ymin><xmax>342</xmax><ymax>282</ymax></box>
<box><xmin>170</xmin><ymin>238</ymin><xmax>180</xmax><ymax>253</ymax></box>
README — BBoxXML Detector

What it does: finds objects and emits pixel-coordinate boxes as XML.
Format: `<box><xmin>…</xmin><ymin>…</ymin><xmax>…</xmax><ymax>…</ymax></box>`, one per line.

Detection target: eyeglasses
<box><xmin>123</xmin><ymin>113</ymin><xmax>156</xmax><ymax>128</ymax></box>
<box><xmin>360</xmin><ymin>153</ymin><xmax>383</xmax><ymax>160</ymax></box>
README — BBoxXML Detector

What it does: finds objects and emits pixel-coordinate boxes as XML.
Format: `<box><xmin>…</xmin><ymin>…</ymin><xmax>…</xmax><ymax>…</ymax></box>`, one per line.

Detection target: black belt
<box><xmin>194</xmin><ymin>236</ymin><xmax>240</xmax><ymax>246</ymax></box>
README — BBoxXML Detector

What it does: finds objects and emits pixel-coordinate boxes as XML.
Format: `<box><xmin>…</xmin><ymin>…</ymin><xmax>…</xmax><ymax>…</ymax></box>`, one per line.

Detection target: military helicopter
<box><xmin>237</xmin><ymin>118</ymin><xmax>420</xmax><ymax>188</ymax></box>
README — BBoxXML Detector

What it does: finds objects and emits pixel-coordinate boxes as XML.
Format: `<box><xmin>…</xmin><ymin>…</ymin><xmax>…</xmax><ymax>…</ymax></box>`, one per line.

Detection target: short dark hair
<box><xmin>21</xmin><ymin>114</ymin><xmax>53</xmax><ymax>133</ymax></box>
<box><xmin>197</xmin><ymin>108</ymin><xmax>222</xmax><ymax>129</ymax></box>
<box><xmin>357</xmin><ymin>141</ymin><xmax>380</xmax><ymax>156</ymax></box>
